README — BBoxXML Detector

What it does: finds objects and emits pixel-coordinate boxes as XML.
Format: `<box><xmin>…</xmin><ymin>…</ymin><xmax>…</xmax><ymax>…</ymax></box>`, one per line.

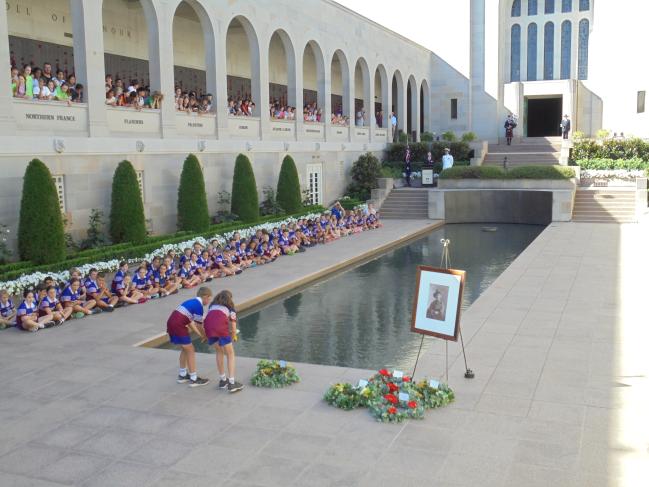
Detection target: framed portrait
<box><xmin>411</xmin><ymin>266</ymin><xmax>465</xmax><ymax>341</ymax></box>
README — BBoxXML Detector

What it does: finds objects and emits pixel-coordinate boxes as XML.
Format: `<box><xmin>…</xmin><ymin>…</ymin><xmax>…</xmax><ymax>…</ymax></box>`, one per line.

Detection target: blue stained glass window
<box><xmin>544</xmin><ymin>22</ymin><xmax>554</xmax><ymax>80</ymax></box>
<box><xmin>528</xmin><ymin>0</ymin><xmax>538</xmax><ymax>15</ymax></box>
<box><xmin>562</xmin><ymin>0</ymin><xmax>572</xmax><ymax>13</ymax></box>
<box><xmin>527</xmin><ymin>23</ymin><xmax>538</xmax><ymax>81</ymax></box>
<box><xmin>578</xmin><ymin>19</ymin><xmax>589</xmax><ymax>79</ymax></box>
<box><xmin>560</xmin><ymin>21</ymin><xmax>571</xmax><ymax>79</ymax></box>
<box><xmin>545</xmin><ymin>0</ymin><xmax>555</xmax><ymax>14</ymax></box>
<box><xmin>512</xmin><ymin>0</ymin><xmax>521</xmax><ymax>17</ymax></box>
<box><xmin>511</xmin><ymin>24</ymin><xmax>521</xmax><ymax>81</ymax></box>
<box><xmin>579</xmin><ymin>0</ymin><xmax>589</xmax><ymax>11</ymax></box>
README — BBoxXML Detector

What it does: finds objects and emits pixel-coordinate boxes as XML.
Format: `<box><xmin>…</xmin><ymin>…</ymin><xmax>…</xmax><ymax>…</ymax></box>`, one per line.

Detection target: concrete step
<box><xmin>572</xmin><ymin>216</ymin><xmax>636</xmax><ymax>223</ymax></box>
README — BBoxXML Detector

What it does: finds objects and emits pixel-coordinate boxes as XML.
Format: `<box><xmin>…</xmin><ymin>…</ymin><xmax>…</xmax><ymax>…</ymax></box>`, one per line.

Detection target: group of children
<box><xmin>0</xmin><ymin>208</ymin><xmax>381</xmax><ymax>334</ymax></box>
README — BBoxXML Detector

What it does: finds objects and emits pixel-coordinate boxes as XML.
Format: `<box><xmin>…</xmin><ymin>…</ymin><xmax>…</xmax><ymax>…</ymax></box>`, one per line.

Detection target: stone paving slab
<box><xmin>0</xmin><ymin>220</ymin><xmax>648</xmax><ymax>486</ymax></box>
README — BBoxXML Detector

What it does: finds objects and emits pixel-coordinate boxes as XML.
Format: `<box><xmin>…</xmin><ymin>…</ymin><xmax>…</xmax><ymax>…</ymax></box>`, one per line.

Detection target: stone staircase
<box><xmin>379</xmin><ymin>188</ymin><xmax>429</xmax><ymax>219</ymax></box>
<box><xmin>572</xmin><ymin>189</ymin><xmax>637</xmax><ymax>223</ymax></box>
<box><xmin>484</xmin><ymin>137</ymin><xmax>562</xmax><ymax>167</ymax></box>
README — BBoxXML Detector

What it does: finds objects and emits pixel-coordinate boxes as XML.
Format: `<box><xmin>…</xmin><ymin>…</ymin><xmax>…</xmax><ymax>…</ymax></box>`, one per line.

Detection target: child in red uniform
<box><xmin>203</xmin><ymin>290</ymin><xmax>243</xmax><ymax>393</ymax></box>
<box><xmin>166</xmin><ymin>287</ymin><xmax>212</xmax><ymax>387</ymax></box>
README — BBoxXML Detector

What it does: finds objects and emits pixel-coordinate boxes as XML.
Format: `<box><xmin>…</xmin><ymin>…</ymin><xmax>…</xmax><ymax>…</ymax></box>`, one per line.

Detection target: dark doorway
<box><xmin>526</xmin><ymin>97</ymin><xmax>562</xmax><ymax>137</ymax></box>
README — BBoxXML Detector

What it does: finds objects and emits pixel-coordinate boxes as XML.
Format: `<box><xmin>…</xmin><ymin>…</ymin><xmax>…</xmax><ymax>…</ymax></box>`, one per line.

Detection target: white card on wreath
<box><xmin>392</xmin><ymin>370</ymin><xmax>404</xmax><ymax>379</ymax></box>
<box><xmin>429</xmin><ymin>379</ymin><xmax>440</xmax><ymax>389</ymax></box>
<box><xmin>398</xmin><ymin>392</ymin><xmax>410</xmax><ymax>402</ymax></box>
<box><xmin>358</xmin><ymin>379</ymin><xmax>369</xmax><ymax>388</ymax></box>
<box><xmin>279</xmin><ymin>360</ymin><xmax>287</xmax><ymax>368</ymax></box>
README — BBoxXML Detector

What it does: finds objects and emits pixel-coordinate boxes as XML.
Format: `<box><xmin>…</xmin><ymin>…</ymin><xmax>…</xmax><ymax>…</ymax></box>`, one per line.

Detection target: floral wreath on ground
<box><xmin>250</xmin><ymin>359</ymin><xmax>300</xmax><ymax>388</ymax></box>
<box><xmin>324</xmin><ymin>368</ymin><xmax>454</xmax><ymax>423</ymax></box>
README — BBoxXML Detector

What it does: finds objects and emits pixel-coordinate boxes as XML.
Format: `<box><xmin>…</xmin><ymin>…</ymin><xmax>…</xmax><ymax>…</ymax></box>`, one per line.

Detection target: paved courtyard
<box><xmin>0</xmin><ymin>219</ymin><xmax>647</xmax><ymax>486</ymax></box>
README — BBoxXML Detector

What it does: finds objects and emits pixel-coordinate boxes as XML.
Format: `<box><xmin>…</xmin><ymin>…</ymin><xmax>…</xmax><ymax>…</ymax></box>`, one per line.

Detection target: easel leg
<box><xmin>445</xmin><ymin>341</ymin><xmax>448</xmax><ymax>384</ymax></box>
<box><xmin>459</xmin><ymin>327</ymin><xmax>474</xmax><ymax>379</ymax></box>
<box><xmin>411</xmin><ymin>334</ymin><xmax>425</xmax><ymax>380</ymax></box>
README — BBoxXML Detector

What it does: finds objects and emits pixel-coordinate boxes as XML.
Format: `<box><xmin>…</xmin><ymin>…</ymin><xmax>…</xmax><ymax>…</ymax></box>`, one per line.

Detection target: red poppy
<box><xmin>408</xmin><ymin>401</ymin><xmax>418</xmax><ymax>409</ymax></box>
<box><xmin>388</xmin><ymin>406</ymin><xmax>397</xmax><ymax>414</ymax></box>
<box><xmin>403</xmin><ymin>376</ymin><xmax>411</xmax><ymax>383</ymax></box>
<box><xmin>384</xmin><ymin>394</ymin><xmax>398</xmax><ymax>404</ymax></box>
<box><xmin>378</xmin><ymin>369</ymin><xmax>390</xmax><ymax>376</ymax></box>
<box><xmin>387</xmin><ymin>382</ymin><xmax>399</xmax><ymax>392</ymax></box>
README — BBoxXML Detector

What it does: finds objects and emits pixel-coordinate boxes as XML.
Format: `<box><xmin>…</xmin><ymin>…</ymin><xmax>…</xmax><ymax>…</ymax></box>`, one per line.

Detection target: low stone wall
<box><xmin>430</xmin><ymin>179</ymin><xmax>577</xmax><ymax>223</ymax></box>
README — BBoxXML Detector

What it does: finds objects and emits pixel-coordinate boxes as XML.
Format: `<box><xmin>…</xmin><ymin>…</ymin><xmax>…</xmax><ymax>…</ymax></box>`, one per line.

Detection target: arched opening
<box><xmin>578</xmin><ymin>19</ymin><xmax>589</xmax><ymax>80</ymax></box>
<box><xmin>407</xmin><ymin>75</ymin><xmax>418</xmax><ymax>139</ymax></box>
<box><xmin>102</xmin><ymin>0</ymin><xmax>155</xmax><ymax>108</ymax></box>
<box><xmin>303</xmin><ymin>41</ymin><xmax>325</xmax><ymax>123</ymax></box>
<box><xmin>511</xmin><ymin>24</ymin><xmax>521</xmax><ymax>82</ymax></box>
<box><xmin>7</xmin><ymin>1</ymin><xmax>80</xmax><ymax>102</ymax></box>
<box><xmin>527</xmin><ymin>23</ymin><xmax>538</xmax><ymax>81</ymax></box>
<box><xmin>374</xmin><ymin>65</ymin><xmax>388</xmax><ymax>128</ymax></box>
<box><xmin>391</xmin><ymin>70</ymin><xmax>404</xmax><ymax>141</ymax></box>
<box><xmin>226</xmin><ymin>16</ymin><xmax>260</xmax><ymax>117</ymax></box>
<box><xmin>420</xmin><ymin>79</ymin><xmax>430</xmax><ymax>134</ymax></box>
<box><xmin>331</xmin><ymin>50</ymin><xmax>349</xmax><ymax>125</ymax></box>
<box><xmin>268</xmin><ymin>30</ymin><xmax>295</xmax><ymax>120</ymax></box>
<box><xmin>353</xmin><ymin>58</ymin><xmax>370</xmax><ymax>127</ymax></box>
<box><xmin>172</xmin><ymin>1</ymin><xmax>214</xmax><ymax>112</ymax></box>
<box><xmin>543</xmin><ymin>21</ymin><xmax>555</xmax><ymax>80</ymax></box>
<box><xmin>560</xmin><ymin>20</ymin><xmax>572</xmax><ymax>79</ymax></box>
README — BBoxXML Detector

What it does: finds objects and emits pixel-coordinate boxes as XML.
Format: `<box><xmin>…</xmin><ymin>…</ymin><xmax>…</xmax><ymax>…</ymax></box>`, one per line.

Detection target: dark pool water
<box><xmin>160</xmin><ymin>224</ymin><xmax>544</xmax><ymax>370</ymax></box>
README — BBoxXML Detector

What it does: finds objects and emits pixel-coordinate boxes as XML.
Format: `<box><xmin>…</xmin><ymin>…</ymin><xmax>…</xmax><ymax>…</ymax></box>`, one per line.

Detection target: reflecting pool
<box><xmin>161</xmin><ymin>224</ymin><xmax>545</xmax><ymax>370</ymax></box>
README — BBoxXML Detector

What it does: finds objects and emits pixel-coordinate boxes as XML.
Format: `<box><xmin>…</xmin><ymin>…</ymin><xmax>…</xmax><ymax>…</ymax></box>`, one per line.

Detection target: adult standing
<box><xmin>504</xmin><ymin>113</ymin><xmax>517</xmax><ymax>146</ymax></box>
<box><xmin>404</xmin><ymin>146</ymin><xmax>412</xmax><ymax>187</ymax></box>
<box><xmin>442</xmin><ymin>148</ymin><xmax>454</xmax><ymax>171</ymax></box>
<box><xmin>560</xmin><ymin>115</ymin><xmax>571</xmax><ymax>140</ymax></box>
<box><xmin>390</xmin><ymin>112</ymin><xmax>397</xmax><ymax>141</ymax></box>
<box><xmin>356</xmin><ymin>106</ymin><xmax>365</xmax><ymax>127</ymax></box>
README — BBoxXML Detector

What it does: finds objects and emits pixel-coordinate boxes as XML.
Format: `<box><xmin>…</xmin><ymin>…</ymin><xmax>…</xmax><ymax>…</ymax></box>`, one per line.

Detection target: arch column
<box><xmin>0</xmin><ymin>5</ymin><xmax>14</xmax><ymax>134</ymax></box>
<box><xmin>214</xmin><ymin>29</ymin><xmax>229</xmax><ymax>139</ymax></box>
<box><xmin>385</xmin><ymin>74</ymin><xmax>392</xmax><ymax>142</ymax></box>
<box><xmin>421</xmin><ymin>82</ymin><xmax>431</xmax><ymax>133</ymax></box>
<box><xmin>255</xmin><ymin>40</ymin><xmax>270</xmax><ymax>140</ymax></box>
<box><xmin>367</xmin><ymin>67</ymin><xmax>375</xmax><ymax>137</ymax></box>
<box><xmin>294</xmin><ymin>50</ymin><xmax>304</xmax><ymax>141</ymax></box>
<box><xmin>71</xmin><ymin>0</ymin><xmax>107</xmax><ymax>136</ymax></box>
<box><xmin>146</xmin><ymin>2</ymin><xmax>176</xmax><ymax>137</ymax></box>
<box><xmin>409</xmin><ymin>77</ymin><xmax>420</xmax><ymax>141</ymax></box>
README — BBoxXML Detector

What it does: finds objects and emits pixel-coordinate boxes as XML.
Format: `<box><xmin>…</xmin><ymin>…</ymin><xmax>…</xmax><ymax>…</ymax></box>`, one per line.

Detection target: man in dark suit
<box><xmin>560</xmin><ymin>115</ymin><xmax>571</xmax><ymax>140</ymax></box>
<box><xmin>404</xmin><ymin>146</ymin><xmax>412</xmax><ymax>187</ymax></box>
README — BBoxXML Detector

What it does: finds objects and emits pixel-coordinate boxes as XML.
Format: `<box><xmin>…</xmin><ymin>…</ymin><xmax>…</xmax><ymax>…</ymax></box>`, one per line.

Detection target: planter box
<box><xmin>377</xmin><ymin>178</ymin><xmax>393</xmax><ymax>189</ymax></box>
<box><xmin>438</xmin><ymin>178</ymin><xmax>577</xmax><ymax>190</ymax></box>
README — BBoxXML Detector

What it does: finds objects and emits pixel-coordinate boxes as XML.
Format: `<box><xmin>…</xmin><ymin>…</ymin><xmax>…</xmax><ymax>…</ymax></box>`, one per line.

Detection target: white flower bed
<box><xmin>0</xmin><ymin>211</ymin><xmax>324</xmax><ymax>297</ymax></box>
<box><xmin>581</xmin><ymin>169</ymin><xmax>645</xmax><ymax>181</ymax></box>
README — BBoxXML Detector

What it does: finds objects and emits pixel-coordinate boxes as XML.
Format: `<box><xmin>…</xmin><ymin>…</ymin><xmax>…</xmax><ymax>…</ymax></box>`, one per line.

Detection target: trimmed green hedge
<box><xmin>177</xmin><ymin>154</ymin><xmax>210</xmax><ymax>232</ymax></box>
<box><xmin>575</xmin><ymin>158</ymin><xmax>648</xmax><ymax>171</ymax></box>
<box><xmin>386</xmin><ymin>142</ymin><xmax>472</xmax><ymax>164</ymax></box>
<box><xmin>340</xmin><ymin>198</ymin><xmax>363</xmax><ymax>210</ymax></box>
<box><xmin>571</xmin><ymin>138</ymin><xmax>649</xmax><ymax>163</ymax></box>
<box><xmin>0</xmin><ymin>206</ymin><xmax>324</xmax><ymax>282</ymax></box>
<box><xmin>276</xmin><ymin>155</ymin><xmax>302</xmax><ymax>213</ymax></box>
<box><xmin>440</xmin><ymin>165</ymin><xmax>576</xmax><ymax>180</ymax></box>
<box><xmin>17</xmin><ymin>159</ymin><xmax>66</xmax><ymax>264</ymax></box>
<box><xmin>109</xmin><ymin>160</ymin><xmax>146</xmax><ymax>244</ymax></box>
<box><xmin>231</xmin><ymin>154</ymin><xmax>259</xmax><ymax>222</ymax></box>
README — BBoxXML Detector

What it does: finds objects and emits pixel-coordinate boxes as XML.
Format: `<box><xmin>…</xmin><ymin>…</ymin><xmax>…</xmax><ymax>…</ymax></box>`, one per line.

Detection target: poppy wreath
<box><xmin>250</xmin><ymin>359</ymin><xmax>300</xmax><ymax>388</ymax></box>
<box><xmin>323</xmin><ymin>369</ymin><xmax>454</xmax><ymax>423</ymax></box>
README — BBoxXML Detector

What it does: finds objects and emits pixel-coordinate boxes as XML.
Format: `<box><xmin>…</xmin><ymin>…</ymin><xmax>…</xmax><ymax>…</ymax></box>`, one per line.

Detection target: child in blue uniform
<box><xmin>166</xmin><ymin>287</ymin><xmax>212</xmax><ymax>387</ymax></box>
<box><xmin>0</xmin><ymin>289</ymin><xmax>16</xmax><ymax>329</ymax></box>
<box><xmin>62</xmin><ymin>277</ymin><xmax>96</xmax><ymax>318</ymax></box>
<box><xmin>39</xmin><ymin>285</ymin><xmax>72</xmax><ymax>325</ymax></box>
<box><xmin>17</xmin><ymin>289</ymin><xmax>54</xmax><ymax>331</ymax></box>
<box><xmin>204</xmin><ymin>290</ymin><xmax>243</xmax><ymax>393</ymax></box>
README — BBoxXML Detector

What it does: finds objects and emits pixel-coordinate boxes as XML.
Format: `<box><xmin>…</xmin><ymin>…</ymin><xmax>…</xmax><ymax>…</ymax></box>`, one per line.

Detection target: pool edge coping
<box><xmin>134</xmin><ymin>220</ymin><xmax>444</xmax><ymax>349</ymax></box>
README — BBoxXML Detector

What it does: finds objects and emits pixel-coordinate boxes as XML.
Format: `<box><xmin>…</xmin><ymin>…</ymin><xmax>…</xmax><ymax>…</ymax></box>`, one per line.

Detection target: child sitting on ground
<box><xmin>0</xmin><ymin>289</ymin><xmax>16</xmax><ymax>329</ymax></box>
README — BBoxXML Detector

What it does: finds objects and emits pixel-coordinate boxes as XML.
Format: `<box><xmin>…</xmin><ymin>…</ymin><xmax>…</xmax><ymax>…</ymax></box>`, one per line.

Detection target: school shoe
<box><xmin>104</xmin><ymin>306</ymin><xmax>115</xmax><ymax>312</ymax></box>
<box><xmin>218</xmin><ymin>378</ymin><xmax>229</xmax><ymax>389</ymax></box>
<box><xmin>43</xmin><ymin>321</ymin><xmax>56</xmax><ymax>329</ymax></box>
<box><xmin>90</xmin><ymin>308</ymin><xmax>102</xmax><ymax>315</ymax></box>
<box><xmin>188</xmin><ymin>377</ymin><xmax>210</xmax><ymax>387</ymax></box>
<box><xmin>176</xmin><ymin>375</ymin><xmax>191</xmax><ymax>384</ymax></box>
<box><xmin>227</xmin><ymin>381</ymin><xmax>244</xmax><ymax>393</ymax></box>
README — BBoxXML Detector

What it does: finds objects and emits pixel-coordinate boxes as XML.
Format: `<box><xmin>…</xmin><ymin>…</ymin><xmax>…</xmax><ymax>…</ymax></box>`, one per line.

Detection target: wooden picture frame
<box><xmin>410</xmin><ymin>266</ymin><xmax>466</xmax><ymax>341</ymax></box>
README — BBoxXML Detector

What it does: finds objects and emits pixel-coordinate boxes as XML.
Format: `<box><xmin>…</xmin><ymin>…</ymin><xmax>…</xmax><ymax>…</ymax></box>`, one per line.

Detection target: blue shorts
<box><xmin>208</xmin><ymin>336</ymin><xmax>232</xmax><ymax>346</ymax></box>
<box><xmin>169</xmin><ymin>335</ymin><xmax>192</xmax><ymax>345</ymax></box>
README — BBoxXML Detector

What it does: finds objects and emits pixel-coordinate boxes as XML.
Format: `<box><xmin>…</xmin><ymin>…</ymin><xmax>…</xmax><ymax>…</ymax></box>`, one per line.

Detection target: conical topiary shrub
<box><xmin>276</xmin><ymin>155</ymin><xmax>302</xmax><ymax>214</ymax></box>
<box><xmin>17</xmin><ymin>159</ymin><xmax>66</xmax><ymax>264</ymax></box>
<box><xmin>109</xmin><ymin>160</ymin><xmax>146</xmax><ymax>244</ymax></box>
<box><xmin>177</xmin><ymin>154</ymin><xmax>210</xmax><ymax>232</ymax></box>
<box><xmin>231</xmin><ymin>154</ymin><xmax>259</xmax><ymax>222</ymax></box>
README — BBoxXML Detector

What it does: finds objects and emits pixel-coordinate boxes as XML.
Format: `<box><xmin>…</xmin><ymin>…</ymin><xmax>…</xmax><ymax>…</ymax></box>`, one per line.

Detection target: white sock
<box><xmin>179</xmin><ymin>368</ymin><xmax>187</xmax><ymax>377</ymax></box>
<box><xmin>229</xmin><ymin>377</ymin><xmax>235</xmax><ymax>384</ymax></box>
<box><xmin>220</xmin><ymin>374</ymin><xmax>227</xmax><ymax>381</ymax></box>
<box><xmin>190</xmin><ymin>372</ymin><xmax>197</xmax><ymax>381</ymax></box>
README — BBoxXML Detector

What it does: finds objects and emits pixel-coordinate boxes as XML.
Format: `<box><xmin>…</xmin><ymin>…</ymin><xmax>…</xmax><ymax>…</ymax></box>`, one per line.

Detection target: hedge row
<box><xmin>385</xmin><ymin>142</ymin><xmax>472</xmax><ymax>164</ymax></box>
<box><xmin>571</xmin><ymin>138</ymin><xmax>649</xmax><ymax>163</ymax></box>
<box><xmin>0</xmin><ymin>206</ymin><xmax>324</xmax><ymax>282</ymax></box>
<box><xmin>439</xmin><ymin>165</ymin><xmax>575</xmax><ymax>180</ymax></box>
<box><xmin>574</xmin><ymin>158</ymin><xmax>649</xmax><ymax>171</ymax></box>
